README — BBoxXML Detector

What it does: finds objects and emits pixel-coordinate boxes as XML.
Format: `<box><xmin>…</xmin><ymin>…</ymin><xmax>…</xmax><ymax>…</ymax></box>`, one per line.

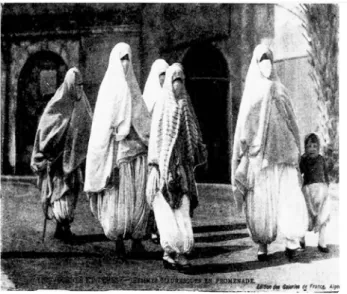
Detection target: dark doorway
<box><xmin>182</xmin><ymin>44</ymin><xmax>230</xmax><ymax>183</ymax></box>
<box><xmin>16</xmin><ymin>51</ymin><xmax>67</xmax><ymax>175</ymax></box>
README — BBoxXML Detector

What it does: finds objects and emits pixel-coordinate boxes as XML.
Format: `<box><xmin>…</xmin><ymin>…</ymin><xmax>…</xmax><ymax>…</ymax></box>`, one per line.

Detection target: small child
<box><xmin>299</xmin><ymin>133</ymin><xmax>331</xmax><ymax>253</ymax></box>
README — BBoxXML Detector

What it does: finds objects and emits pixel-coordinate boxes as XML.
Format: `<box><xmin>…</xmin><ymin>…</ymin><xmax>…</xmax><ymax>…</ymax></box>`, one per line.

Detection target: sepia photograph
<box><xmin>0</xmin><ymin>2</ymin><xmax>341</xmax><ymax>292</ymax></box>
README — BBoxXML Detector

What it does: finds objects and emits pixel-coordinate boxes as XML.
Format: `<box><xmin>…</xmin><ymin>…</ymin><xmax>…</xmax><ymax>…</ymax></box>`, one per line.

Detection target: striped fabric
<box><xmin>89</xmin><ymin>155</ymin><xmax>149</xmax><ymax>240</ymax></box>
<box><xmin>52</xmin><ymin>192</ymin><xmax>77</xmax><ymax>223</ymax></box>
<box><xmin>148</xmin><ymin>64</ymin><xmax>207</xmax><ymax>210</ymax></box>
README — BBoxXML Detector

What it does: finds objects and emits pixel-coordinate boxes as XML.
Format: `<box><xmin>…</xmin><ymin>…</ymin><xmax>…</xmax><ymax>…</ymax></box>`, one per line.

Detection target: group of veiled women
<box><xmin>31</xmin><ymin>42</ymin><xmax>331</xmax><ymax>273</ymax></box>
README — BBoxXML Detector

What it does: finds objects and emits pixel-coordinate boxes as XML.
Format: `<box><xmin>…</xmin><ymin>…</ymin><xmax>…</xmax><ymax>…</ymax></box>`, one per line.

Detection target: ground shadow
<box><xmin>72</xmin><ymin>234</ymin><xmax>109</xmax><ymax>244</ymax></box>
<box><xmin>193</xmin><ymin>223</ymin><xmax>247</xmax><ymax>233</ymax></box>
<box><xmin>191</xmin><ymin>245</ymin><xmax>252</xmax><ymax>259</ymax></box>
<box><xmin>57</xmin><ymin>224</ymin><xmax>249</xmax><ymax>245</ymax></box>
<box><xmin>1</xmin><ymin>251</ymin><xmax>102</xmax><ymax>259</ymax></box>
<box><xmin>1</xmin><ymin>243</ymin><xmax>252</xmax><ymax>261</ymax></box>
<box><xmin>185</xmin><ymin>245</ymin><xmax>340</xmax><ymax>275</ymax></box>
<box><xmin>128</xmin><ymin>244</ymin><xmax>252</xmax><ymax>261</ymax></box>
<box><xmin>195</xmin><ymin>233</ymin><xmax>249</xmax><ymax>243</ymax></box>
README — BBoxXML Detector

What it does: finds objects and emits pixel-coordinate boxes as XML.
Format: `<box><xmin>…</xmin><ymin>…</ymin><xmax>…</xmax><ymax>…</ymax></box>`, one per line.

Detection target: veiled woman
<box><xmin>143</xmin><ymin>58</ymin><xmax>169</xmax><ymax>244</ymax></box>
<box><xmin>84</xmin><ymin>42</ymin><xmax>151</xmax><ymax>258</ymax></box>
<box><xmin>147</xmin><ymin>63</ymin><xmax>207</xmax><ymax>271</ymax></box>
<box><xmin>143</xmin><ymin>59</ymin><xmax>169</xmax><ymax>117</ymax></box>
<box><xmin>31</xmin><ymin>67</ymin><xmax>92</xmax><ymax>242</ymax></box>
<box><xmin>231</xmin><ymin>44</ymin><xmax>308</xmax><ymax>261</ymax></box>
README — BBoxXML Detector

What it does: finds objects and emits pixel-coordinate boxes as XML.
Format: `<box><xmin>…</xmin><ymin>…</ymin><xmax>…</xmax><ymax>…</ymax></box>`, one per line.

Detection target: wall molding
<box><xmin>1</xmin><ymin>25</ymin><xmax>141</xmax><ymax>39</ymax></box>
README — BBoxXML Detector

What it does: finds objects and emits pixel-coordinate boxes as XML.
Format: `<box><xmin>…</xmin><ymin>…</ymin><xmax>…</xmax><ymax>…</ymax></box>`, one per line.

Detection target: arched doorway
<box><xmin>16</xmin><ymin>51</ymin><xmax>67</xmax><ymax>175</ymax></box>
<box><xmin>182</xmin><ymin>44</ymin><xmax>230</xmax><ymax>183</ymax></box>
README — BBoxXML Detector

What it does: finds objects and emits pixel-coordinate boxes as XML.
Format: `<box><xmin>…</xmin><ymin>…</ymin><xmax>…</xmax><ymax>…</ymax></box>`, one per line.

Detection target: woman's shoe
<box><xmin>163</xmin><ymin>252</ymin><xmax>177</xmax><ymax>270</ymax></box>
<box><xmin>54</xmin><ymin>222</ymin><xmax>75</xmax><ymax>243</ymax></box>
<box><xmin>175</xmin><ymin>254</ymin><xmax>192</xmax><ymax>273</ymax></box>
<box><xmin>62</xmin><ymin>225</ymin><xmax>76</xmax><ymax>244</ymax></box>
<box><xmin>151</xmin><ymin>233</ymin><xmax>160</xmax><ymax>245</ymax></box>
<box><xmin>163</xmin><ymin>259</ymin><xmax>177</xmax><ymax>270</ymax></box>
<box><xmin>177</xmin><ymin>263</ymin><xmax>192</xmax><ymax>273</ymax></box>
<box><xmin>285</xmin><ymin>248</ymin><xmax>299</xmax><ymax>260</ymax></box>
<box><xmin>299</xmin><ymin>239</ymin><xmax>306</xmax><ymax>250</ymax></box>
<box><xmin>318</xmin><ymin>245</ymin><xmax>329</xmax><ymax>253</ymax></box>
<box><xmin>257</xmin><ymin>253</ymin><xmax>268</xmax><ymax>262</ymax></box>
<box><xmin>257</xmin><ymin>244</ymin><xmax>268</xmax><ymax>261</ymax></box>
<box><xmin>53</xmin><ymin>222</ymin><xmax>65</xmax><ymax>240</ymax></box>
<box><xmin>115</xmin><ymin>238</ymin><xmax>126</xmax><ymax>259</ymax></box>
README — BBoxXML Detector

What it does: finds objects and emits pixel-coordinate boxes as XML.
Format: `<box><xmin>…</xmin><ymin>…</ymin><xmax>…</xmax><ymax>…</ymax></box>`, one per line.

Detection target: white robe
<box><xmin>85</xmin><ymin>43</ymin><xmax>151</xmax><ymax>240</ymax></box>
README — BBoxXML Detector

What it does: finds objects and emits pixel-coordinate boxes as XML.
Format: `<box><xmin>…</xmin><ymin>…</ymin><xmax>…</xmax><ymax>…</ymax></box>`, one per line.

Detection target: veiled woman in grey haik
<box><xmin>31</xmin><ymin>67</ymin><xmax>92</xmax><ymax>242</ymax></box>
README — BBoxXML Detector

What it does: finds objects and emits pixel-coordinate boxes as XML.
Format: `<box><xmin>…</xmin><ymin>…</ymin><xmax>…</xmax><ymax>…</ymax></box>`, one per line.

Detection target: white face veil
<box><xmin>237</xmin><ymin>44</ymin><xmax>277</xmax><ymax>126</ymax></box>
<box><xmin>85</xmin><ymin>42</ymin><xmax>150</xmax><ymax>192</ymax></box>
<box><xmin>143</xmin><ymin>59</ymin><xmax>169</xmax><ymax>115</ymax></box>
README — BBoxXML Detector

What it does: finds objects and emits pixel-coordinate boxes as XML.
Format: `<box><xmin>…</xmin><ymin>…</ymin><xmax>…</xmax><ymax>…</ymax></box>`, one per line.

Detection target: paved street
<box><xmin>0</xmin><ymin>180</ymin><xmax>340</xmax><ymax>291</ymax></box>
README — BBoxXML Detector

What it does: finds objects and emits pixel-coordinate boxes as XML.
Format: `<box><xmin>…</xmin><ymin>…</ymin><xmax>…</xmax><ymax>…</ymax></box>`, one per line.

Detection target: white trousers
<box><xmin>246</xmin><ymin>164</ymin><xmax>308</xmax><ymax>249</ymax></box>
<box><xmin>89</xmin><ymin>155</ymin><xmax>149</xmax><ymax>240</ymax></box>
<box><xmin>153</xmin><ymin>193</ymin><xmax>194</xmax><ymax>255</ymax></box>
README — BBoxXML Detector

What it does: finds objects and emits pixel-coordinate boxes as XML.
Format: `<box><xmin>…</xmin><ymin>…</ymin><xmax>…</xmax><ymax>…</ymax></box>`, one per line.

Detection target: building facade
<box><xmin>1</xmin><ymin>3</ymin><xmax>275</xmax><ymax>183</ymax></box>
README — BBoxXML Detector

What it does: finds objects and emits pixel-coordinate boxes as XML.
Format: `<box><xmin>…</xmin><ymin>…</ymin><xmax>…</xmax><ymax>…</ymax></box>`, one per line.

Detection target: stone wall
<box><xmin>275</xmin><ymin>57</ymin><xmax>318</xmax><ymax>153</ymax></box>
<box><xmin>272</xmin><ymin>4</ymin><xmax>318</xmax><ymax>152</ymax></box>
<box><xmin>141</xmin><ymin>4</ymin><xmax>274</xmax><ymax>182</ymax></box>
<box><xmin>141</xmin><ymin>3</ymin><xmax>274</xmax><ymax>113</ymax></box>
<box><xmin>1</xmin><ymin>26</ymin><xmax>141</xmax><ymax>174</ymax></box>
<box><xmin>1</xmin><ymin>3</ymin><xmax>275</xmax><ymax>178</ymax></box>
<box><xmin>2</xmin><ymin>39</ymin><xmax>79</xmax><ymax>173</ymax></box>
<box><xmin>80</xmin><ymin>27</ymin><xmax>141</xmax><ymax>109</ymax></box>
<box><xmin>1</xmin><ymin>52</ymin><xmax>7</xmax><ymax>173</ymax></box>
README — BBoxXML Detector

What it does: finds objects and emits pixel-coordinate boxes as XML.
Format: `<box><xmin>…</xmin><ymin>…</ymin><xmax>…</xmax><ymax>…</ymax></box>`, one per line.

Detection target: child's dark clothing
<box><xmin>300</xmin><ymin>154</ymin><xmax>330</xmax><ymax>234</ymax></box>
<box><xmin>300</xmin><ymin>154</ymin><xmax>330</xmax><ymax>186</ymax></box>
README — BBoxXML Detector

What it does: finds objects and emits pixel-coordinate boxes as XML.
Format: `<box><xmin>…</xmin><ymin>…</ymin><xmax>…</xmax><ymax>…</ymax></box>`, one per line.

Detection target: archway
<box><xmin>16</xmin><ymin>51</ymin><xmax>67</xmax><ymax>175</ymax></box>
<box><xmin>182</xmin><ymin>44</ymin><xmax>230</xmax><ymax>183</ymax></box>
